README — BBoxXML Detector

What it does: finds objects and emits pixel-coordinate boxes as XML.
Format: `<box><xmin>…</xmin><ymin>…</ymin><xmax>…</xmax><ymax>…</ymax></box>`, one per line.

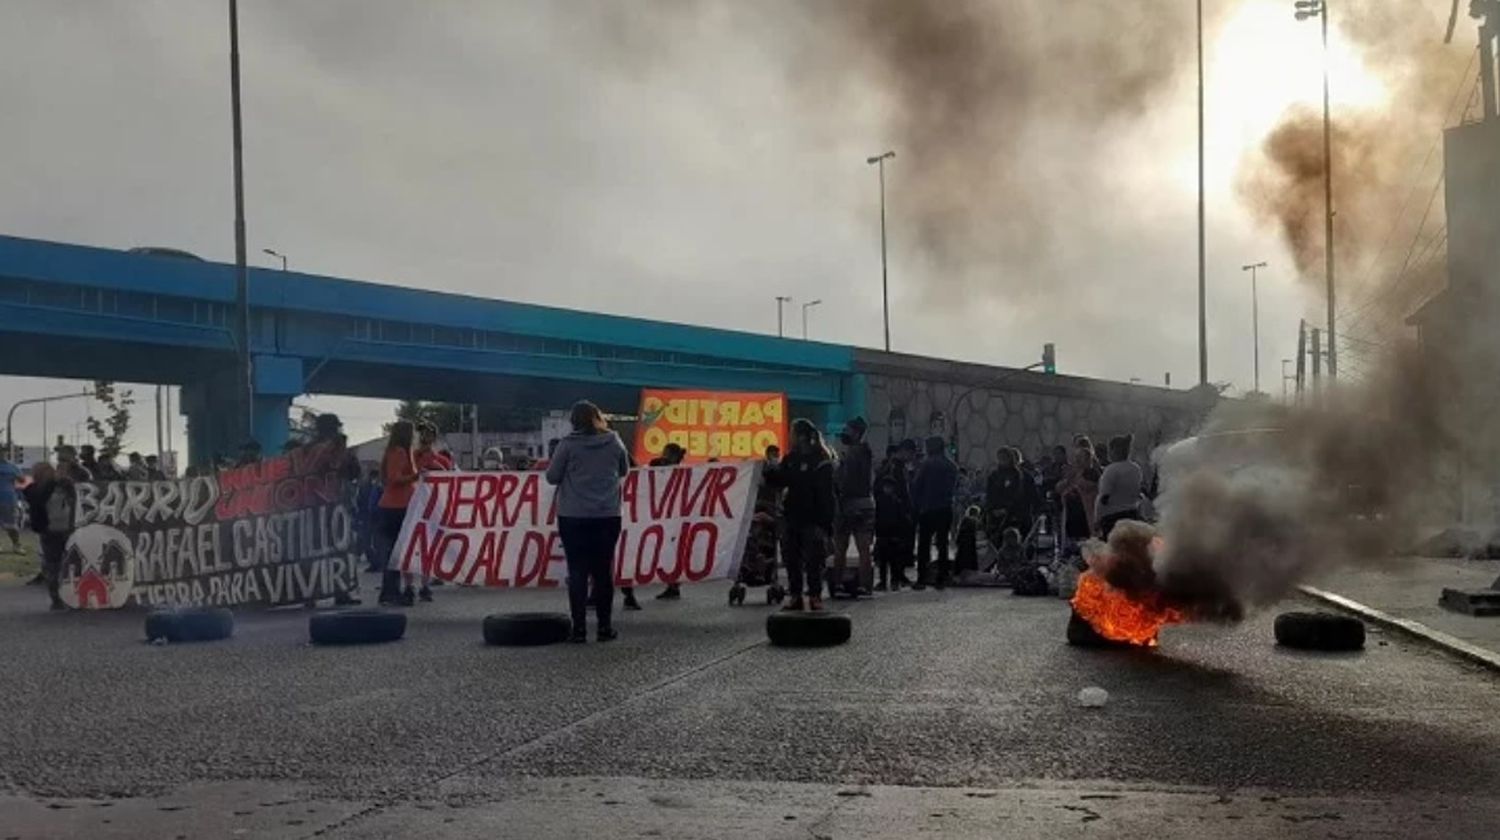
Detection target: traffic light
<box><xmin>1042</xmin><ymin>343</ymin><xmax>1056</xmax><ymax>374</ymax></box>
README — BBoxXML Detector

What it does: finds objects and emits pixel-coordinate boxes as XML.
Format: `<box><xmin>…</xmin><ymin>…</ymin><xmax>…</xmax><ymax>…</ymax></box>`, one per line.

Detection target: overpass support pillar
<box><xmin>181</xmin><ymin>355</ymin><xmax>303</xmax><ymax>467</ymax></box>
<box><xmin>248</xmin><ymin>354</ymin><xmax>304</xmax><ymax>455</ymax></box>
<box><xmin>820</xmin><ymin>373</ymin><xmax>868</xmax><ymax>434</ymax></box>
<box><xmin>181</xmin><ymin>369</ymin><xmax>237</xmax><ymax>469</ymax></box>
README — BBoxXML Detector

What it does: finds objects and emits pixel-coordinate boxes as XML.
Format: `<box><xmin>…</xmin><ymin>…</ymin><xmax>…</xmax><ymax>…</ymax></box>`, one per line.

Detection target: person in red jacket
<box><xmin>377</xmin><ymin>421</ymin><xmax>420</xmax><ymax>606</ymax></box>
<box><xmin>414</xmin><ymin>422</ymin><xmax>454</xmax><ymax>471</ymax></box>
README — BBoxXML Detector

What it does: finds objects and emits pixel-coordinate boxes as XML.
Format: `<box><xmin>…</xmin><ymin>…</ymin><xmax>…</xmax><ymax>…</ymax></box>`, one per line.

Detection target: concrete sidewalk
<box><xmin>1301</xmin><ymin>557</ymin><xmax>1500</xmax><ymax>671</ymax></box>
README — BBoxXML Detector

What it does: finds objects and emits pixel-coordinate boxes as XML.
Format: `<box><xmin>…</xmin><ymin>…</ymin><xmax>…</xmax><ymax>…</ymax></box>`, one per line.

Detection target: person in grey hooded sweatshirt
<box><xmin>546</xmin><ymin>400</ymin><xmax>632</xmax><ymax>643</ymax></box>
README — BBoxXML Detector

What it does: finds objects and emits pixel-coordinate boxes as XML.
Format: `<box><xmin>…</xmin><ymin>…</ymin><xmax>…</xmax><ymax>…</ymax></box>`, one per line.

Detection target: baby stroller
<box><xmin>729</xmin><ymin>510</ymin><xmax>786</xmax><ymax>606</ymax></box>
<box><xmin>1027</xmin><ymin>512</ymin><xmax>1058</xmax><ymax>560</ymax></box>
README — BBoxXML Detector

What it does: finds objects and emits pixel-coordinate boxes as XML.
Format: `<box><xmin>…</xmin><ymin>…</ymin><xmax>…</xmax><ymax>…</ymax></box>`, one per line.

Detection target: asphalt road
<box><xmin>4</xmin><ymin>574</ymin><xmax>1500</xmax><ymax>839</ymax></box>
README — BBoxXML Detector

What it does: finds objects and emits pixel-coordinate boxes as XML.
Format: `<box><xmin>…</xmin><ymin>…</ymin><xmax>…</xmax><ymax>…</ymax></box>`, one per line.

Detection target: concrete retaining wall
<box><xmin>853</xmin><ymin>350</ymin><xmax>1213</xmax><ymax>470</ymax></box>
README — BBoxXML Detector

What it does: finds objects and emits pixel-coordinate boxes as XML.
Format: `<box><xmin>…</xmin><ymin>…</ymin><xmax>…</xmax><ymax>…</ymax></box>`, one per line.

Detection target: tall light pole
<box><xmin>775</xmin><ymin>295</ymin><xmax>792</xmax><ymax>338</ymax></box>
<box><xmin>801</xmin><ymin>299</ymin><xmax>822</xmax><ymax>340</ymax></box>
<box><xmin>1242</xmin><ymin>261</ymin><xmax>1267</xmax><ymax>394</ymax></box>
<box><xmin>229</xmin><ymin>0</ymin><xmax>254</xmax><ymax>441</ymax></box>
<box><xmin>1196</xmin><ymin>0</ymin><xmax>1208</xmax><ymax>387</ymax></box>
<box><xmin>262</xmin><ymin>248</ymin><xmax>287</xmax><ymax>271</ymax></box>
<box><xmin>867</xmin><ymin>150</ymin><xmax>895</xmax><ymax>352</ymax></box>
<box><xmin>1295</xmin><ymin>0</ymin><xmax>1336</xmax><ymax>381</ymax></box>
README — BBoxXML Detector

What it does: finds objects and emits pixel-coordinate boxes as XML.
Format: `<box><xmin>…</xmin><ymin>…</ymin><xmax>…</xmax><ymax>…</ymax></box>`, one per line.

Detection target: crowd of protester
<box><xmin>3</xmin><ymin>401</ymin><xmax>1154</xmax><ymax>628</ymax></box>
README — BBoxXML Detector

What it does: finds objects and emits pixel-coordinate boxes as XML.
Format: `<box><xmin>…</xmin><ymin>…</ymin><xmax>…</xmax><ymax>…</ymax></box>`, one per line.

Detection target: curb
<box><xmin>1298</xmin><ymin>584</ymin><xmax>1500</xmax><ymax>674</ymax></box>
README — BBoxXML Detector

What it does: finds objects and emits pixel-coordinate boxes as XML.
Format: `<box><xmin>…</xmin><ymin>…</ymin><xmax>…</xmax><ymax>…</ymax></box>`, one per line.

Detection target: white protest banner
<box><xmin>393</xmin><ymin>462</ymin><xmax>760</xmax><ymax>588</ymax></box>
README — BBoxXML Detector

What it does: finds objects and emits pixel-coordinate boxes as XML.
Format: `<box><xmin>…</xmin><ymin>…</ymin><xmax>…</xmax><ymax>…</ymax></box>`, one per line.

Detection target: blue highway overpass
<box><xmin>0</xmin><ymin>235</ymin><xmax>864</xmax><ymax>464</ymax></box>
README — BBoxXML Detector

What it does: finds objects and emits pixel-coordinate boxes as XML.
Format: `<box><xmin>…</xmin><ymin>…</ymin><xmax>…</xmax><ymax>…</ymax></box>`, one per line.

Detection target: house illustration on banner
<box><xmin>61</xmin><ymin>528</ymin><xmax>134</xmax><ymax>610</ymax></box>
<box><xmin>74</xmin><ymin>569</ymin><xmax>111</xmax><ymax>608</ymax></box>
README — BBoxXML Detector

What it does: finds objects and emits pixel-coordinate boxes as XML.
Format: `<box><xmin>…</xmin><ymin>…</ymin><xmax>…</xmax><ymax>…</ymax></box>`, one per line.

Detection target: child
<box><xmin>954</xmin><ymin>505</ymin><xmax>981</xmax><ymax>575</ymax></box>
<box><xmin>873</xmin><ymin>474</ymin><xmax>910</xmax><ymax>591</ymax></box>
<box><xmin>994</xmin><ymin>526</ymin><xmax>1026</xmax><ymax>582</ymax></box>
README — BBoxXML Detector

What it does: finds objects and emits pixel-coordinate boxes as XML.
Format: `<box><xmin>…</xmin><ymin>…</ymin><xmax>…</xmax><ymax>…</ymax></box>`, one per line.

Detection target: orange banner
<box><xmin>633</xmin><ymin>390</ymin><xmax>787</xmax><ymax>464</ymax></box>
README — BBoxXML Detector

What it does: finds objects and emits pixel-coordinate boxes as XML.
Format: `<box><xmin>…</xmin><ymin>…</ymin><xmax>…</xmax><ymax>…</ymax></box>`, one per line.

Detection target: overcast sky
<box><xmin>0</xmin><ymin>0</ymin><xmax>1459</xmax><ymax>457</ymax></box>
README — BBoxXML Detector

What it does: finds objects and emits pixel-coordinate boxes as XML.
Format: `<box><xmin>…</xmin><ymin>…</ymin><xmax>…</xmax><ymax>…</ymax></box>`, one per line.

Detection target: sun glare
<box><xmin>1213</xmin><ymin>0</ymin><xmax>1388</xmax><ymax>133</ymax></box>
<box><xmin>1163</xmin><ymin>0</ymin><xmax>1392</xmax><ymax>197</ymax></box>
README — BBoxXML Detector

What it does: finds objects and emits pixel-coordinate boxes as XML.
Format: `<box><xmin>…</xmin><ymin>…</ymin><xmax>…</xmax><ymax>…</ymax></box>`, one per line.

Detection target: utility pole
<box><xmin>155</xmin><ymin>385</ymin><xmax>164</xmax><ymax>461</ymax></box>
<box><xmin>470</xmin><ymin>404</ymin><xmax>480</xmax><ymax>470</ymax></box>
<box><xmin>1295</xmin><ymin>320</ymin><xmax>1308</xmax><ymax>404</ymax></box>
<box><xmin>165</xmin><ymin>387</ymin><xmax>174</xmax><ymax>467</ymax></box>
<box><xmin>867</xmin><ymin>150</ymin><xmax>896</xmax><ymax>352</ymax></box>
<box><xmin>229</xmin><ymin>0</ymin><xmax>254</xmax><ymax>442</ymax></box>
<box><xmin>1321</xmin><ymin>3</ymin><xmax>1336</xmax><ymax>382</ymax></box>
<box><xmin>1311</xmin><ymin>327</ymin><xmax>1323</xmax><ymax>400</ymax></box>
<box><xmin>1242</xmin><ymin>262</ymin><xmax>1267</xmax><ymax>394</ymax></box>
<box><xmin>775</xmin><ymin>296</ymin><xmax>792</xmax><ymax>338</ymax></box>
<box><xmin>1197</xmin><ymin>0</ymin><xmax>1208</xmax><ymax>386</ymax></box>
<box><xmin>1294</xmin><ymin>0</ymin><xmax>1336</xmax><ymax>381</ymax></box>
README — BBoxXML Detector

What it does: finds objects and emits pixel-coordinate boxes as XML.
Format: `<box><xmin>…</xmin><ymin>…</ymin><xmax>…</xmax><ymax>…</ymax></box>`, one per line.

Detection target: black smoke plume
<box><xmin>1093</xmin><ymin>345</ymin><xmax>1452</xmax><ymax>621</ymax></box>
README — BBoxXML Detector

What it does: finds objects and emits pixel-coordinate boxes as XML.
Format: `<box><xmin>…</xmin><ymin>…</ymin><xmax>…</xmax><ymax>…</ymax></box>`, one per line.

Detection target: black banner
<box><xmin>62</xmin><ymin>441</ymin><xmax>359</xmax><ymax>609</ymax></box>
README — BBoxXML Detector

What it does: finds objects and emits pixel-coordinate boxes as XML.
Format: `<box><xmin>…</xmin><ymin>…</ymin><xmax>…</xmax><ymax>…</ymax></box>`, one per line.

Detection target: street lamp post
<box><xmin>801</xmin><ymin>299</ymin><xmax>822</xmax><ymax>340</ymax></box>
<box><xmin>866</xmin><ymin>150</ymin><xmax>895</xmax><ymax>352</ymax></box>
<box><xmin>775</xmin><ymin>295</ymin><xmax>792</xmax><ymax>338</ymax></box>
<box><xmin>228</xmin><ymin>0</ymin><xmax>254</xmax><ymax>441</ymax></box>
<box><xmin>1242</xmin><ymin>261</ymin><xmax>1267</xmax><ymax>394</ymax></box>
<box><xmin>1295</xmin><ymin>0</ymin><xmax>1336</xmax><ymax>381</ymax></box>
<box><xmin>1196</xmin><ymin>0</ymin><xmax>1208</xmax><ymax>387</ymax></box>
<box><xmin>5</xmin><ymin>390</ymin><xmax>91</xmax><ymax>460</ymax></box>
<box><xmin>262</xmin><ymin>248</ymin><xmax>287</xmax><ymax>271</ymax></box>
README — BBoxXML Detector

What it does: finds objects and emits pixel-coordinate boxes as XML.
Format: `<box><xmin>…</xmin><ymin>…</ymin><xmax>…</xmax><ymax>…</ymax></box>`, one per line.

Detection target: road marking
<box><xmin>299</xmin><ymin>635</ymin><xmax>769</xmax><ymax>839</ymax></box>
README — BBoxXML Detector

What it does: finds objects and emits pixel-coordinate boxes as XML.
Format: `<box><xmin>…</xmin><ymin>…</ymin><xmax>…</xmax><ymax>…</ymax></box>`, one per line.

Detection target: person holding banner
<box><xmin>650</xmin><ymin>442</ymin><xmax>687</xmax><ymax>603</ymax></box>
<box><xmin>408</xmin><ymin>422</ymin><xmax>454</xmax><ymax>602</ymax></box>
<box><xmin>546</xmin><ymin>400</ymin><xmax>632</xmax><ymax>643</ymax></box>
<box><xmin>765</xmin><ymin>418</ymin><xmax>836</xmax><ymax>611</ymax></box>
<box><xmin>377</xmin><ymin>421</ymin><xmax>421</xmax><ymax>607</ymax></box>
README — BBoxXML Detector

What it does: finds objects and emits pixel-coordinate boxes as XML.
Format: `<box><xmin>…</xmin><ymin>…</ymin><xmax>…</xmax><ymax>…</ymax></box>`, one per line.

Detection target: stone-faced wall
<box><xmin>855</xmin><ymin>350</ymin><xmax>1212</xmax><ymax>471</ymax></box>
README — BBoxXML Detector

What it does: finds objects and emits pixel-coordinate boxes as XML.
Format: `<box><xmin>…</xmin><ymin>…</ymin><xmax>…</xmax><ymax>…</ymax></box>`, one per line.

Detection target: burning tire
<box><xmin>766</xmin><ymin>611</ymin><xmax>851</xmax><ymax>648</ymax></box>
<box><xmin>309</xmin><ymin>609</ymin><xmax>407</xmax><ymax>646</ymax></box>
<box><xmin>1065</xmin><ymin>610</ymin><xmax>1135</xmax><ymax>649</ymax></box>
<box><xmin>144</xmin><ymin>607</ymin><xmax>234</xmax><ymax>643</ymax></box>
<box><xmin>1274</xmin><ymin>611</ymin><xmax>1365</xmax><ymax>652</ymax></box>
<box><xmin>482</xmin><ymin>612</ymin><xmax>572</xmax><ymax>646</ymax></box>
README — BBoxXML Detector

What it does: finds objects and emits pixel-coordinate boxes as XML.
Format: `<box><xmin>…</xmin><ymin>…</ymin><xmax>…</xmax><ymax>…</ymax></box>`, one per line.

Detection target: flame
<box><xmin>1071</xmin><ymin>571</ymin><xmax>1184</xmax><ymax>647</ymax></box>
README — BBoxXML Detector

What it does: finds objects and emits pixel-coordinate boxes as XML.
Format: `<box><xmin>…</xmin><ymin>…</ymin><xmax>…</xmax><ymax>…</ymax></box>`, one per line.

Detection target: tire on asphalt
<box><xmin>1273</xmin><ymin>610</ymin><xmax>1365</xmax><ymax>652</ymax></box>
<box><xmin>766</xmin><ymin>611</ymin><xmax>851</xmax><ymax>648</ymax></box>
<box><xmin>309</xmin><ymin>609</ymin><xmax>407</xmax><ymax>646</ymax></box>
<box><xmin>482</xmin><ymin>612</ymin><xmax>572</xmax><ymax>646</ymax></box>
<box><xmin>144</xmin><ymin>607</ymin><xmax>235</xmax><ymax>643</ymax></box>
<box><xmin>1064</xmin><ymin>610</ymin><xmax>1138</xmax><ymax>648</ymax></box>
